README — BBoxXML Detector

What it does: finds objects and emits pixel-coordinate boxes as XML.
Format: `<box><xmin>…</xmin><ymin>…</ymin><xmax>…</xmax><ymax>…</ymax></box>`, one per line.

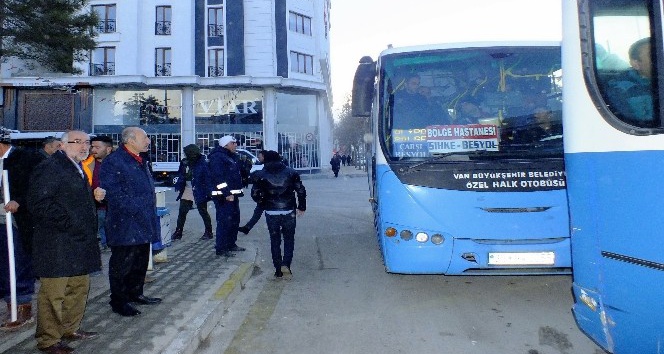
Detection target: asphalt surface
<box><xmin>0</xmin><ymin>165</ymin><xmax>366</xmax><ymax>354</ymax></box>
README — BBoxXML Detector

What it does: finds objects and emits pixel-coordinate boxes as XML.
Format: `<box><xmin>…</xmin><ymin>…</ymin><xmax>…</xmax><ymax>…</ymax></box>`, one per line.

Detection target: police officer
<box><xmin>208</xmin><ymin>136</ymin><xmax>246</xmax><ymax>257</ymax></box>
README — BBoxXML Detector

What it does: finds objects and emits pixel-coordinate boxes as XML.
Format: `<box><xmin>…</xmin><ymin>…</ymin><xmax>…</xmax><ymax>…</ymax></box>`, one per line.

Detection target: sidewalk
<box><xmin>0</xmin><ymin>165</ymin><xmax>366</xmax><ymax>354</ymax></box>
<box><xmin>0</xmin><ymin>199</ymin><xmax>258</xmax><ymax>354</ymax></box>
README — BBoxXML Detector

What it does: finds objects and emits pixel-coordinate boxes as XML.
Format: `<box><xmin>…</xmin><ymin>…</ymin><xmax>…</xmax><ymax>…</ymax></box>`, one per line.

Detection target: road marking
<box><xmin>224</xmin><ymin>275</ymin><xmax>286</xmax><ymax>354</ymax></box>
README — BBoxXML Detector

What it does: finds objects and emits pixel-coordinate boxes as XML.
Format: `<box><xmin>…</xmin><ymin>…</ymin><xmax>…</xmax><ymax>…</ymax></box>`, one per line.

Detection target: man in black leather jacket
<box><xmin>250</xmin><ymin>150</ymin><xmax>306</xmax><ymax>278</ymax></box>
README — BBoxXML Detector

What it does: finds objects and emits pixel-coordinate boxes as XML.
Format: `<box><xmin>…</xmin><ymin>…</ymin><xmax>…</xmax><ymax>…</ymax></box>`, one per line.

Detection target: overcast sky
<box><xmin>328</xmin><ymin>0</ymin><xmax>562</xmax><ymax>118</ymax></box>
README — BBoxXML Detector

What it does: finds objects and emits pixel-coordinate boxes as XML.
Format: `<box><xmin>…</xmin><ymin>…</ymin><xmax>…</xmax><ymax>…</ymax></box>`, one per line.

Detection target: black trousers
<box><xmin>176</xmin><ymin>199</ymin><xmax>213</xmax><ymax>232</ymax></box>
<box><xmin>108</xmin><ymin>243</ymin><xmax>149</xmax><ymax>306</ymax></box>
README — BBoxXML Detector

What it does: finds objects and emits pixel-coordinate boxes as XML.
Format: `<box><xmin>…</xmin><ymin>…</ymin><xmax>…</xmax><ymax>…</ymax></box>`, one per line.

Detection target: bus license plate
<box><xmin>488</xmin><ymin>252</ymin><xmax>555</xmax><ymax>266</ymax></box>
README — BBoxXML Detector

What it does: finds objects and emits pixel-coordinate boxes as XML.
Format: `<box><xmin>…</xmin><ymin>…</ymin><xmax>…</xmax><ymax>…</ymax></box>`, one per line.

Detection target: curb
<box><xmin>161</xmin><ymin>254</ymin><xmax>257</xmax><ymax>354</ymax></box>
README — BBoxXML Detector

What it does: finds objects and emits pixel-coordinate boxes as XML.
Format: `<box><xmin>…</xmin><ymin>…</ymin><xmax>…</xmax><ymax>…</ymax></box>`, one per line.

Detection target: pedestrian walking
<box><xmin>100</xmin><ymin>127</ymin><xmax>162</xmax><ymax>317</ymax></box>
<box><xmin>250</xmin><ymin>150</ymin><xmax>306</xmax><ymax>278</ymax></box>
<box><xmin>27</xmin><ymin>130</ymin><xmax>102</xmax><ymax>353</ymax></box>
<box><xmin>208</xmin><ymin>135</ymin><xmax>245</xmax><ymax>257</ymax></box>
<box><xmin>173</xmin><ymin>144</ymin><xmax>213</xmax><ymax>241</ymax></box>
<box><xmin>0</xmin><ymin>127</ymin><xmax>43</xmax><ymax>330</ymax></box>
<box><xmin>330</xmin><ymin>152</ymin><xmax>341</xmax><ymax>177</ymax></box>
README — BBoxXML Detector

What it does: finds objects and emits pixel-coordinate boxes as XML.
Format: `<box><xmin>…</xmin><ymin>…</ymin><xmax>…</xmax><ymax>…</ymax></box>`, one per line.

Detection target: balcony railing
<box><xmin>207</xmin><ymin>24</ymin><xmax>224</xmax><ymax>37</ymax></box>
<box><xmin>155</xmin><ymin>21</ymin><xmax>172</xmax><ymax>35</ymax></box>
<box><xmin>155</xmin><ymin>63</ymin><xmax>172</xmax><ymax>77</ymax></box>
<box><xmin>90</xmin><ymin>62</ymin><xmax>115</xmax><ymax>76</ymax></box>
<box><xmin>95</xmin><ymin>19</ymin><xmax>116</xmax><ymax>33</ymax></box>
<box><xmin>208</xmin><ymin>65</ymin><xmax>224</xmax><ymax>77</ymax></box>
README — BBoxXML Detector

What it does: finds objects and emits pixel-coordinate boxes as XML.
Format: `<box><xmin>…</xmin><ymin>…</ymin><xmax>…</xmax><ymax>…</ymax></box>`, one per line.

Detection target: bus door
<box><xmin>563</xmin><ymin>1</ymin><xmax>664</xmax><ymax>352</ymax></box>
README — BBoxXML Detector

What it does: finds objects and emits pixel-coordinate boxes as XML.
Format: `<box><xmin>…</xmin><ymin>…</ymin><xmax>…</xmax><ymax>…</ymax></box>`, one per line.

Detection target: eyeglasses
<box><xmin>67</xmin><ymin>139</ymin><xmax>91</xmax><ymax>146</ymax></box>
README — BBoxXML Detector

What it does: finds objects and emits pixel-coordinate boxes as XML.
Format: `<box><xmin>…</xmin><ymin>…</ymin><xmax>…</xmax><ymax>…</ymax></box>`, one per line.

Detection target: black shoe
<box><xmin>200</xmin><ymin>232</ymin><xmax>213</xmax><ymax>240</ymax></box>
<box><xmin>238</xmin><ymin>226</ymin><xmax>250</xmax><ymax>235</ymax></box>
<box><xmin>111</xmin><ymin>303</ymin><xmax>141</xmax><ymax>317</ymax></box>
<box><xmin>229</xmin><ymin>245</ymin><xmax>246</xmax><ymax>252</ymax></box>
<box><xmin>274</xmin><ymin>269</ymin><xmax>283</xmax><ymax>278</ymax></box>
<box><xmin>172</xmin><ymin>228</ymin><xmax>183</xmax><ymax>240</ymax></box>
<box><xmin>130</xmin><ymin>295</ymin><xmax>162</xmax><ymax>305</ymax></box>
<box><xmin>216</xmin><ymin>251</ymin><xmax>236</xmax><ymax>257</ymax></box>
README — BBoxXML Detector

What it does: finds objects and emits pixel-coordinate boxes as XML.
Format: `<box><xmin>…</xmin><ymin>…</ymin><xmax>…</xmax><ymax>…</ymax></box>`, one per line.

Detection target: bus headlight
<box><xmin>400</xmin><ymin>230</ymin><xmax>413</xmax><ymax>241</ymax></box>
<box><xmin>416</xmin><ymin>232</ymin><xmax>429</xmax><ymax>243</ymax></box>
<box><xmin>431</xmin><ymin>234</ymin><xmax>444</xmax><ymax>245</ymax></box>
<box><xmin>385</xmin><ymin>227</ymin><xmax>397</xmax><ymax>237</ymax></box>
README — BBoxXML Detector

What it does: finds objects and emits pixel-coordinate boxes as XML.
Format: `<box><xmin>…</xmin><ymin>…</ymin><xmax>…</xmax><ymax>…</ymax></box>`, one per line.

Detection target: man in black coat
<box><xmin>28</xmin><ymin>130</ymin><xmax>102</xmax><ymax>353</ymax></box>
<box><xmin>0</xmin><ymin>127</ymin><xmax>43</xmax><ymax>330</ymax></box>
<box><xmin>250</xmin><ymin>150</ymin><xmax>306</xmax><ymax>278</ymax></box>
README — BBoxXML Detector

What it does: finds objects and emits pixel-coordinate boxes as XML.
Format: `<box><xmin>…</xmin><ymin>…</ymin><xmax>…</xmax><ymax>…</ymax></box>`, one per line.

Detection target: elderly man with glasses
<box><xmin>28</xmin><ymin>130</ymin><xmax>102</xmax><ymax>354</ymax></box>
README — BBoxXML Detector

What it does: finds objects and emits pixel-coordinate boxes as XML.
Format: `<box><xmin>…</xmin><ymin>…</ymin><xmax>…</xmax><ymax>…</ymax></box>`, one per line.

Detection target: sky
<box><xmin>328</xmin><ymin>0</ymin><xmax>562</xmax><ymax>118</ymax></box>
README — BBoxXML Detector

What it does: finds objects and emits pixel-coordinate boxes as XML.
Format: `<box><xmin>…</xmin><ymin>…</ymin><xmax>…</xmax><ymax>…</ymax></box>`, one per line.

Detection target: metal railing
<box><xmin>207</xmin><ymin>24</ymin><xmax>224</xmax><ymax>37</ymax></box>
<box><xmin>155</xmin><ymin>21</ymin><xmax>171</xmax><ymax>35</ymax></box>
<box><xmin>155</xmin><ymin>63</ymin><xmax>172</xmax><ymax>77</ymax></box>
<box><xmin>90</xmin><ymin>62</ymin><xmax>115</xmax><ymax>76</ymax></box>
<box><xmin>208</xmin><ymin>66</ymin><xmax>224</xmax><ymax>77</ymax></box>
<box><xmin>95</xmin><ymin>19</ymin><xmax>116</xmax><ymax>33</ymax></box>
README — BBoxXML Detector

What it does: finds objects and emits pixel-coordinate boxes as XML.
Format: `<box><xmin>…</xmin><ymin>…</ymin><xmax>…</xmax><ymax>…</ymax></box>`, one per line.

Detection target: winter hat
<box><xmin>218</xmin><ymin>135</ymin><xmax>236</xmax><ymax>147</ymax></box>
<box><xmin>183</xmin><ymin>144</ymin><xmax>200</xmax><ymax>156</ymax></box>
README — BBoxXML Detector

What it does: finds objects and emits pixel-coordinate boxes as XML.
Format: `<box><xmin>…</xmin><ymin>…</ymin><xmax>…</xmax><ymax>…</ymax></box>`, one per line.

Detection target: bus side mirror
<box><xmin>351</xmin><ymin>56</ymin><xmax>376</xmax><ymax>118</ymax></box>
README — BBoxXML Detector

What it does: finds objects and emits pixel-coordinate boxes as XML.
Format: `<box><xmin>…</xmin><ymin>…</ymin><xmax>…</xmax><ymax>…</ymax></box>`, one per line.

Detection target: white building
<box><xmin>0</xmin><ymin>0</ymin><xmax>333</xmax><ymax>172</ymax></box>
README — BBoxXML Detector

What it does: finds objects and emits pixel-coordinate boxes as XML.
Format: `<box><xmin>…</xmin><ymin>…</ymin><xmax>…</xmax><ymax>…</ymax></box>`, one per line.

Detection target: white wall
<box><xmin>244</xmin><ymin>0</ymin><xmax>278</xmax><ymax>77</ymax></box>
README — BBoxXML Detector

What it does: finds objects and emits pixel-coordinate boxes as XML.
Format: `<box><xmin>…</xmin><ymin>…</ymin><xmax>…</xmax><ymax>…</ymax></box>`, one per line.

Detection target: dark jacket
<box><xmin>3</xmin><ymin>146</ymin><xmax>44</xmax><ymax>252</ymax></box>
<box><xmin>330</xmin><ymin>155</ymin><xmax>341</xmax><ymax>171</ymax></box>
<box><xmin>27</xmin><ymin>151</ymin><xmax>101</xmax><ymax>277</ymax></box>
<box><xmin>251</xmin><ymin>161</ymin><xmax>306</xmax><ymax>212</ymax></box>
<box><xmin>208</xmin><ymin>147</ymin><xmax>244</xmax><ymax>199</ymax></box>
<box><xmin>174</xmin><ymin>154</ymin><xmax>210</xmax><ymax>204</ymax></box>
<box><xmin>100</xmin><ymin>145</ymin><xmax>160</xmax><ymax>246</ymax></box>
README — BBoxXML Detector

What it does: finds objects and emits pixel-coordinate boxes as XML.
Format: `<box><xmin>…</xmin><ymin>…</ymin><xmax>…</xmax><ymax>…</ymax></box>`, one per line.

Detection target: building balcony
<box><xmin>156</xmin><ymin>21</ymin><xmax>171</xmax><ymax>35</ymax></box>
<box><xmin>208</xmin><ymin>66</ymin><xmax>224</xmax><ymax>77</ymax></box>
<box><xmin>95</xmin><ymin>19</ymin><xmax>116</xmax><ymax>33</ymax></box>
<box><xmin>207</xmin><ymin>24</ymin><xmax>224</xmax><ymax>37</ymax></box>
<box><xmin>155</xmin><ymin>63</ymin><xmax>172</xmax><ymax>77</ymax></box>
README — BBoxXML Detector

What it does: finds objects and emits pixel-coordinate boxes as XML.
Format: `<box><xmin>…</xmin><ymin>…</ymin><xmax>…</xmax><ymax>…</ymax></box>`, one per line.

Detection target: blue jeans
<box><xmin>98</xmin><ymin>208</ymin><xmax>107</xmax><ymax>247</ymax></box>
<box><xmin>265</xmin><ymin>212</ymin><xmax>296</xmax><ymax>270</ymax></box>
<box><xmin>213</xmin><ymin>198</ymin><xmax>240</xmax><ymax>253</ymax></box>
<box><xmin>0</xmin><ymin>223</ymin><xmax>35</xmax><ymax>304</ymax></box>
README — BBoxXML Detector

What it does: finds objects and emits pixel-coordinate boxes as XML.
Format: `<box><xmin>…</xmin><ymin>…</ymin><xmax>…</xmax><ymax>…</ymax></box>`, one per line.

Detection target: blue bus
<box><xmin>352</xmin><ymin>41</ymin><xmax>571</xmax><ymax>274</ymax></box>
<box><xmin>563</xmin><ymin>1</ymin><xmax>664</xmax><ymax>352</ymax></box>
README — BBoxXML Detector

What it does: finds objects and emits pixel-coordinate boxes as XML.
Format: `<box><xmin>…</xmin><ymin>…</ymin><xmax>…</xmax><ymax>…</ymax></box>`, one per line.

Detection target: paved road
<box><xmin>197</xmin><ymin>176</ymin><xmax>605</xmax><ymax>354</ymax></box>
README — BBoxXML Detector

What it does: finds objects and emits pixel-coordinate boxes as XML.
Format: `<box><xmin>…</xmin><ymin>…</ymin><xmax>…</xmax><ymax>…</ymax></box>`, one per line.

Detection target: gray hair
<box><xmin>61</xmin><ymin>130</ymin><xmax>87</xmax><ymax>143</ymax></box>
<box><xmin>121</xmin><ymin>127</ymin><xmax>141</xmax><ymax>144</ymax></box>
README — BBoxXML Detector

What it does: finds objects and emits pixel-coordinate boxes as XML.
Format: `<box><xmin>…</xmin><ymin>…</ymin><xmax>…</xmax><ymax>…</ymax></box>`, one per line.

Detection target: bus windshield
<box><xmin>378</xmin><ymin>45</ymin><xmax>562</xmax><ymax>160</ymax></box>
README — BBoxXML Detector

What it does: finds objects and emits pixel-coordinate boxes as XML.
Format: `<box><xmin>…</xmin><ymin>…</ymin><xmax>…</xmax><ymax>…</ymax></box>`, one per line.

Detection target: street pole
<box><xmin>3</xmin><ymin>170</ymin><xmax>16</xmax><ymax>322</ymax></box>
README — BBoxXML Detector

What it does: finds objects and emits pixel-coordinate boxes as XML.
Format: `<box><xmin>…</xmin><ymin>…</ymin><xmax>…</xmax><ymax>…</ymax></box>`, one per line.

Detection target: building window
<box><xmin>155</xmin><ymin>6</ymin><xmax>171</xmax><ymax>35</ymax></box>
<box><xmin>208</xmin><ymin>7</ymin><xmax>224</xmax><ymax>38</ymax></box>
<box><xmin>289</xmin><ymin>12</ymin><xmax>312</xmax><ymax>35</ymax></box>
<box><xmin>92</xmin><ymin>4</ymin><xmax>116</xmax><ymax>33</ymax></box>
<box><xmin>90</xmin><ymin>47</ymin><xmax>115</xmax><ymax>76</ymax></box>
<box><xmin>290</xmin><ymin>51</ymin><xmax>314</xmax><ymax>75</ymax></box>
<box><xmin>155</xmin><ymin>48</ymin><xmax>171</xmax><ymax>76</ymax></box>
<box><xmin>208</xmin><ymin>49</ymin><xmax>224</xmax><ymax>77</ymax></box>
